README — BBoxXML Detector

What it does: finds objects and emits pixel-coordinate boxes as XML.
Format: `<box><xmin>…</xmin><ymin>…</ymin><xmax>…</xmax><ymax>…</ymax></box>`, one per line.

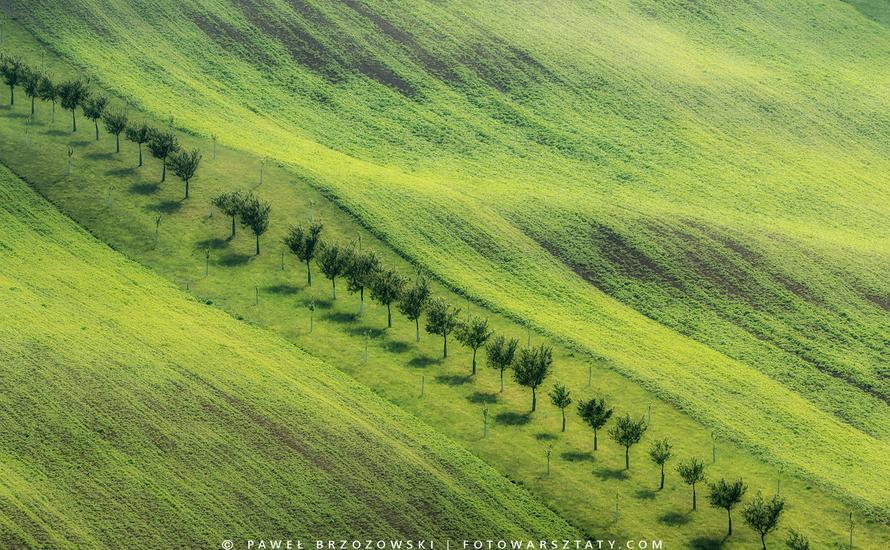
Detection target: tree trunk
<box><xmin>138</xmin><ymin>143</ymin><xmax>143</xmax><ymax>166</ymax></box>
<box><xmin>727</xmin><ymin>509</ymin><xmax>732</xmax><ymax>536</ymax></box>
<box><xmin>306</xmin><ymin>260</ymin><xmax>312</xmax><ymax>286</ymax></box>
<box><xmin>51</xmin><ymin>101</ymin><xmax>55</xmax><ymax>123</ymax></box>
<box><xmin>9</xmin><ymin>85</ymin><xmax>13</xmax><ymax>105</ymax></box>
<box><xmin>443</xmin><ymin>333</ymin><xmax>447</xmax><ymax>358</ymax></box>
<box><xmin>30</xmin><ymin>96</ymin><xmax>34</xmax><ymax>115</ymax></box>
<box><xmin>561</xmin><ymin>410</ymin><xmax>566</xmax><ymax>432</ymax></box>
<box><xmin>115</xmin><ymin>134</ymin><xmax>120</xmax><ymax>153</ymax></box>
<box><xmin>499</xmin><ymin>369</ymin><xmax>504</xmax><ymax>392</ymax></box>
<box><xmin>184</xmin><ymin>178</ymin><xmax>189</xmax><ymax>199</ymax></box>
<box><xmin>332</xmin><ymin>278</ymin><xmax>337</xmax><ymax>299</ymax></box>
<box><xmin>760</xmin><ymin>534</ymin><xmax>766</xmax><ymax>550</ymax></box>
<box><xmin>415</xmin><ymin>318</ymin><xmax>419</xmax><ymax>342</ymax></box>
<box><xmin>660</xmin><ymin>464</ymin><xmax>665</xmax><ymax>490</ymax></box>
<box><xmin>625</xmin><ymin>446</ymin><xmax>630</xmax><ymax>470</ymax></box>
<box><xmin>692</xmin><ymin>483</ymin><xmax>697</xmax><ymax>511</ymax></box>
<box><xmin>359</xmin><ymin>287</ymin><xmax>364</xmax><ymax>315</ymax></box>
<box><xmin>386</xmin><ymin>303</ymin><xmax>392</xmax><ymax>328</ymax></box>
<box><xmin>71</xmin><ymin>109</ymin><xmax>76</xmax><ymax>132</ymax></box>
<box><xmin>593</xmin><ymin>429</ymin><xmax>598</xmax><ymax>451</ymax></box>
<box><xmin>94</xmin><ymin>120</ymin><xmax>99</xmax><ymax>140</ymax></box>
<box><xmin>471</xmin><ymin>349</ymin><xmax>477</xmax><ymax>375</ymax></box>
<box><xmin>531</xmin><ymin>386</ymin><xmax>537</xmax><ymax>411</ymax></box>
<box><xmin>230</xmin><ymin>215</ymin><xmax>236</xmax><ymax>238</ymax></box>
<box><xmin>255</xmin><ymin>233</ymin><xmax>260</xmax><ymax>255</ymax></box>
<box><xmin>161</xmin><ymin>158</ymin><xmax>166</xmax><ymax>182</ymax></box>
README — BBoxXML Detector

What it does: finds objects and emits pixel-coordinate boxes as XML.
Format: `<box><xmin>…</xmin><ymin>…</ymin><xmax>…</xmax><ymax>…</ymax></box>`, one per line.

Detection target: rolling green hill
<box><xmin>0</xmin><ymin>164</ymin><xmax>577</xmax><ymax>547</ymax></box>
<box><xmin>1</xmin><ymin>47</ymin><xmax>888</xmax><ymax>547</ymax></box>
<box><xmin>5</xmin><ymin>0</ymin><xmax>887</xmax><ymax>519</ymax></box>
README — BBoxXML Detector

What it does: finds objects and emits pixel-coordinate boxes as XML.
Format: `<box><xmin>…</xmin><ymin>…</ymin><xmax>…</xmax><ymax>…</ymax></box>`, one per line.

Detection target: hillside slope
<box><xmin>0</xmin><ymin>165</ymin><xmax>576</xmax><ymax>547</ymax></box>
<box><xmin>2</xmin><ymin>0</ymin><xmax>888</xmax><ymax>520</ymax></box>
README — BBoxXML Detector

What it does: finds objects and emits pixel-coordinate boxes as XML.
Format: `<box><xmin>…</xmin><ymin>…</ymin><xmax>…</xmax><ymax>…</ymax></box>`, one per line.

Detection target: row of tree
<box><xmin>0</xmin><ymin>53</ymin><xmax>202</xmax><ymax>197</ymax></box>
<box><xmin>2</xmin><ymin>52</ymin><xmax>815</xmax><ymax>550</ymax></box>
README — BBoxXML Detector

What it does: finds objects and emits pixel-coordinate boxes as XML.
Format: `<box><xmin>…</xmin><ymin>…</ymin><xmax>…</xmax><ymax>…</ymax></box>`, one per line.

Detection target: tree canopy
<box><xmin>512</xmin><ymin>344</ymin><xmax>552</xmax><ymax>412</ymax></box>
<box><xmin>425</xmin><ymin>297</ymin><xmax>461</xmax><ymax>358</ymax></box>
<box><xmin>608</xmin><ymin>413</ymin><xmax>648</xmax><ymax>469</ymax></box>
<box><xmin>284</xmin><ymin>223</ymin><xmax>323</xmax><ymax>286</ymax></box>
<box><xmin>455</xmin><ymin>316</ymin><xmax>493</xmax><ymax>375</ymax></box>
<box><xmin>486</xmin><ymin>334</ymin><xmax>518</xmax><ymax>392</ymax></box>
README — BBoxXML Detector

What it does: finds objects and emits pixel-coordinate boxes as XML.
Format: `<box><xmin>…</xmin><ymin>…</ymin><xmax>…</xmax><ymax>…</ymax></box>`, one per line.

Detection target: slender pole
<box><xmin>255</xmin><ymin>285</ymin><xmax>259</xmax><ymax>306</ymax></box>
<box><xmin>483</xmin><ymin>407</ymin><xmax>488</xmax><ymax>438</ymax></box>
<box><xmin>587</xmin><ymin>365</ymin><xmax>592</xmax><ymax>387</ymax></box>
<box><xmin>204</xmin><ymin>249</ymin><xmax>210</xmax><ymax>277</ymax></box>
<box><xmin>420</xmin><ymin>375</ymin><xmax>425</xmax><ymax>397</ymax></box>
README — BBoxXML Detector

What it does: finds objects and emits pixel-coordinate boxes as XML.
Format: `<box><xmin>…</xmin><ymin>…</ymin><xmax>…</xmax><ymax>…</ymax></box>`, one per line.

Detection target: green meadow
<box><xmin>0</xmin><ymin>0</ymin><xmax>888</xmax><ymax>547</ymax></box>
<box><xmin>0</xmin><ymin>165</ymin><xmax>580</xmax><ymax>546</ymax></box>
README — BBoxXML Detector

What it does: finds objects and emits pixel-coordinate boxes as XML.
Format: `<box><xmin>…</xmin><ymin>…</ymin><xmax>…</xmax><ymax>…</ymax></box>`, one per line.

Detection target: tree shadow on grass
<box><xmin>658</xmin><ymin>511</ymin><xmax>692</xmax><ymax>527</ymax></box>
<box><xmin>217</xmin><ymin>253</ymin><xmax>252</xmax><ymax>267</ymax></box>
<box><xmin>594</xmin><ymin>467</ymin><xmax>628</xmax><ymax>481</ymax></box>
<box><xmin>312</xmin><ymin>298</ymin><xmax>334</xmax><ymax>310</ymax></box>
<box><xmin>196</xmin><ymin>237</ymin><xmax>229</xmax><ymax>250</ymax></box>
<box><xmin>129</xmin><ymin>182</ymin><xmax>160</xmax><ymax>195</ymax></box>
<box><xmin>494</xmin><ymin>411</ymin><xmax>531</xmax><ymax>426</ymax></box>
<box><xmin>435</xmin><ymin>374</ymin><xmax>472</xmax><ymax>386</ymax></box>
<box><xmin>323</xmin><ymin>311</ymin><xmax>357</xmax><ymax>324</ymax></box>
<box><xmin>635</xmin><ymin>489</ymin><xmax>657</xmax><ymax>500</ymax></box>
<box><xmin>467</xmin><ymin>391</ymin><xmax>498</xmax><ymax>404</ymax></box>
<box><xmin>561</xmin><ymin>451</ymin><xmax>594</xmax><ymax>462</ymax></box>
<box><xmin>265</xmin><ymin>284</ymin><xmax>298</xmax><ymax>295</ymax></box>
<box><xmin>149</xmin><ymin>200</ymin><xmax>183</xmax><ymax>214</ymax></box>
<box><xmin>688</xmin><ymin>537</ymin><xmax>724</xmax><ymax>550</ymax></box>
<box><xmin>107</xmin><ymin>166</ymin><xmax>136</xmax><ymax>177</ymax></box>
<box><xmin>44</xmin><ymin>128</ymin><xmax>69</xmax><ymax>136</ymax></box>
<box><xmin>407</xmin><ymin>355</ymin><xmax>440</xmax><ymax>368</ymax></box>
<box><xmin>71</xmin><ymin>139</ymin><xmax>92</xmax><ymax>147</ymax></box>
<box><xmin>384</xmin><ymin>340</ymin><xmax>410</xmax><ymax>353</ymax></box>
<box><xmin>85</xmin><ymin>151</ymin><xmax>113</xmax><ymax>160</ymax></box>
<box><xmin>344</xmin><ymin>325</ymin><xmax>385</xmax><ymax>339</ymax></box>
<box><xmin>535</xmin><ymin>432</ymin><xmax>557</xmax><ymax>441</ymax></box>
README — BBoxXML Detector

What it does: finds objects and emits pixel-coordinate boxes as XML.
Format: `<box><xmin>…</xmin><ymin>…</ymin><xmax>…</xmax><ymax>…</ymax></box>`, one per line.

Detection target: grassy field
<box><xmin>0</xmin><ymin>0</ymin><xmax>888</xmax><ymax>546</ymax></box>
<box><xmin>0</xmin><ymin>48</ymin><xmax>888</xmax><ymax>549</ymax></box>
<box><xmin>0</xmin><ymin>164</ymin><xmax>581</xmax><ymax>547</ymax></box>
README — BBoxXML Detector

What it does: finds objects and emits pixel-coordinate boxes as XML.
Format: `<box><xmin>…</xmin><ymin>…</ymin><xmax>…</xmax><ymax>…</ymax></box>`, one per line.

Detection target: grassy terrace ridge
<box><xmin>0</xmin><ymin>45</ymin><xmax>888</xmax><ymax>550</ymax></box>
<box><xmin>4</xmin><ymin>0</ymin><xmax>888</xmax><ymax>520</ymax></box>
<box><xmin>0</xmin><ymin>164</ymin><xmax>579</xmax><ymax>547</ymax></box>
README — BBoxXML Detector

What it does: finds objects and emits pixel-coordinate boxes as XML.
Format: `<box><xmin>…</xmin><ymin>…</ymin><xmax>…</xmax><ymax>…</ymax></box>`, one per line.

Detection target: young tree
<box><xmin>708</xmin><ymin>478</ymin><xmax>747</xmax><ymax>536</ymax></box>
<box><xmin>316</xmin><ymin>241</ymin><xmax>348</xmax><ymax>299</ymax></box>
<box><xmin>57</xmin><ymin>79</ymin><xmax>89</xmax><ymax>132</ymax></box>
<box><xmin>82</xmin><ymin>95</ymin><xmax>108</xmax><ymax>141</ymax></box>
<box><xmin>125</xmin><ymin>122</ymin><xmax>152</xmax><ymax>166</ymax></box>
<box><xmin>370</xmin><ymin>267</ymin><xmax>407</xmax><ymax>328</ymax></box>
<box><xmin>212</xmin><ymin>190</ymin><xmax>244</xmax><ymax>238</ymax></box>
<box><xmin>608</xmin><ymin>413</ymin><xmax>648</xmax><ymax>470</ymax></box>
<box><xmin>648</xmin><ymin>438</ymin><xmax>673</xmax><ymax>490</ymax></box>
<box><xmin>425</xmin><ymin>297</ymin><xmax>461</xmax><ymax>358</ymax></box>
<box><xmin>170</xmin><ymin>148</ymin><xmax>202</xmax><ymax>198</ymax></box>
<box><xmin>0</xmin><ymin>55</ymin><xmax>22</xmax><ymax>105</ymax></box>
<box><xmin>239</xmin><ymin>193</ymin><xmax>271</xmax><ymax>255</ymax></box>
<box><xmin>513</xmin><ymin>344</ymin><xmax>553</xmax><ymax>412</ymax></box>
<box><xmin>284</xmin><ymin>223</ymin><xmax>323</xmax><ymax>286</ymax></box>
<box><xmin>676</xmin><ymin>457</ymin><xmax>707</xmax><ymax>511</ymax></box>
<box><xmin>398</xmin><ymin>274</ymin><xmax>431</xmax><ymax>342</ymax></box>
<box><xmin>577</xmin><ymin>396</ymin><xmax>613</xmax><ymax>451</ymax></box>
<box><xmin>549</xmin><ymin>383</ymin><xmax>572</xmax><ymax>432</ymax></box>
<box><xmin>344</xmin><ymin>249</ymin><xmax>380</xmax><ymax>315</ymax></box>
<box><xmin>21</xmin><ymin>67</ymin><xmax>40</xmax><ymax>116</ymax></box>
<box><xmin>455</xmin><ymin>316</ymin><xmax>493</xmax><ymax>375</ymax></box>
<box><xmin>785</xmin><ymin>530</ymin><xmax>810</xmax><ymax>550</ymax></box>
<box><xmin>147</xmin><ymin>129</ymin><xmax>180</xmax><ymax>182</ymax></box>
<box><xmin>486</xmin><ymin>334</ymin><xmax>518</xmax><ymax>392</ymax></box>
<box><xmin>37</xmin><ymin>74</ymin><xmax>58</xmax><ymax>123</ymax></box>
<box><xmin>102</xmin><ymin>109</ymin><xmax>128</xmax><ymax>153</ymax></box>
<box><xmin>743</xmin><ymin>492</ymin><xmax>785</xmax><ymax>550</ymax></box>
